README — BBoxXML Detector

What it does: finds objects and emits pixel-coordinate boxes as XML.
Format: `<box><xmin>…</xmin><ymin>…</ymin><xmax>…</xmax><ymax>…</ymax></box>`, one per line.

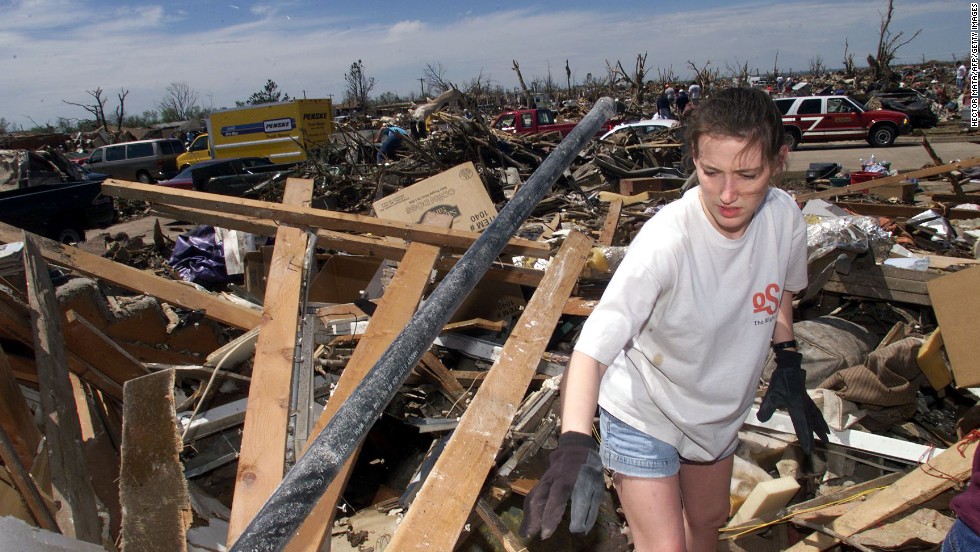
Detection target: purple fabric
<box><xmin>167</xmin><ymin>225</ymin><xmax>228</xmax><ymax>286</ymax></box>
<box><xmin>951</xmin><ymin>445</ymin><xmax>980</xmax><ymax>536</ymax></box>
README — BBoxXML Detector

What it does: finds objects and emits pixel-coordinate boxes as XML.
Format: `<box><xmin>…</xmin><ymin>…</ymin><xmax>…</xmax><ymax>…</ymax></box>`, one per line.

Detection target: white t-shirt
<box><xmin>958</xmin><ymin>65</ymin><xmax>967</xmax><ymax>79</ymax></box>
<box><xmin>574</xmin><ymin>186</ymin><xmax>807</xmax><ymax>462</ymax></box>
<box><xmin>688</xmin><ymin>84</ymin><xmax>701</xmax><ymax>99</ymax></box>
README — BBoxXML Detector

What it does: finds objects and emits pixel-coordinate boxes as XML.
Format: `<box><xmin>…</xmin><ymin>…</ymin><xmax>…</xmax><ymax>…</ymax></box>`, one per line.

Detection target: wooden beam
<box><xmin>785</xmin><ymin>438</ymin><xmax>979</xmax><ymax>551</ymax></box>
<box><xmin>386</xmin><ymin>231</ymin><xmax>592</xmax><ymax>551</ymax></box>
<box><xmin>0</xmin><ymin>343</ymin><xmax>42</xmax><ymax>468</ymax></box>
<box><xmin>822</xmin><ymin>263</ymin><xmax>937</xmax><ymax>306</ymax></box>
<box><xmin>919</xmin><ymin>133</ymin><xmax>966</xmax><ymax>195</ymax></box>
<box><xmin>227</xmin><ymin>178</ymin><xmax>313</xmax><ymax>546</ymax></box>
<box><xmin>151</xmin><ymin>203</ymin><xmax>548</xmax><ymax>287</ymax></box>
<box><xmin>0</xmin><ymin>221</ymin><xmax>262</xmax><ymax>330</ymax></box>
<box><xmin>285</xmin><ymin>238</ymin><xmax>444</xmax><ymax>552</ymax></box>
<box><xmin>23</xmin><ymin>234</ymin><xmax>102</xmax><ymax>544</ymax></box>
<box><xmin>794</xmin><ymin>156</ymin><xmax>980</xmax><ymax>202</ymax></box>
<box><xmin>832</xmin><ymin>201</ymin><xmax>980</xmax><ymax>221</ymax></box>
<box><xmin>597</xmin><ymin>199</ymin><xmax>622</xmax><ymax>246</ymax></box>
<box><xmin>102</xmin><ymin>179</ymin><xmax>551</xmax><ymax>258</ymax></box>
<box><xmin>63</xmin><ymin>309</ymin><xmax>150</xmax><ymax>384</ymax></box>
<box><xmin>119</xmin><ymin>369</ymin><xmax>191</xmax><ymax>552</ymax></box>
<box><xmin>0</xmin><ymin>424</ymin><xmax>59</xmax><ymax>532</ymax></box>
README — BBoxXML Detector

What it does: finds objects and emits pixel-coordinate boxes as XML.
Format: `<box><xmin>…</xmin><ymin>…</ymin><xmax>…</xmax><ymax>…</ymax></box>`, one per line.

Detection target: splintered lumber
<box><xmin>920</xmin><ymin>133</ymin><xmax>966</xmax><ymax>195</ymax></box>
<box><xmin>794</xmin><ymin>156</ymin><xmax>980</xmax><ymax>202</ymax></box>
<box><xmin>23</xmin><ymin>235</ymin><xmax>102</xmax><ymax>543</ymax></box>
<box><xmin>119</xmin><ymin>369</ymin><xmax>190</xmax><ymax>552</ymax></box>
<box><xmin>785</xmin><ymin>437</ymin><xmax>979</xmax><ymax>551</ymax></box>
<box><xmin>386</xmin><ymin>231</ymin><xmax>592</xmax><ymax>551</ymax></box>
<box><xmin>0</xmin><ymin>423</ymin><xmax>58</xmax><ymax>532</ymax></box>
<box><xmin>831</xmin><ymin>202</ymin><xmax>980</xmax><ymax>221</ymax></box>
<box><xmin>63</xmin><ymin>309</ymin><xmax>150</xmax><ymax>384</ymax></box>
<box><xmin>227</xmin><ymin>179</ymin><xmax>313</xmax><ymax>546</ymax></box>
<box><xmin>0</xmin><ymin>221</ymin><xmax>262</xmax><ymax>330</ymax></box>
<box><xmin>597</xmin><ymin>199</ymin><xmax>622</xmax><ymax>246</ymax></box>
<box><xmin>0</xmin><ymin>291</ymin><xmax>124</xmax><ymax>400</ymax></box>
<box><xmin>286</xmin><ymin>233</ymin><xmax>445</xmax><ymax>552</ymax></box>
<box><xmin>821</xmin><ymin>261</ymin><xmax>937</xmax><ymax>306</ymax></box>
<box><xmin>0</xmin><ymin>343</ymin><xmax>42</xmax><ymax>468</ymax></box>
<box><xmin>102</xmin><ymin>179</ymin><xmax>551</xmax><ymax>258</ymax></box>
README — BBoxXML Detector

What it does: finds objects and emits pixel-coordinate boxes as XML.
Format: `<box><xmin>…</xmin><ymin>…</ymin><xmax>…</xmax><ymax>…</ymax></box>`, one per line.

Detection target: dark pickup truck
<box><xmin>0</xmin><ymin>149</ymin><xmax>115</xmax><ymax>243</ymax></box>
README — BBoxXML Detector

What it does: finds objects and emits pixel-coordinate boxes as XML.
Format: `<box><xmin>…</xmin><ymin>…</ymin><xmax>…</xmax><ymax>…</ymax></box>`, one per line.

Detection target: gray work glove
<box><xmin>757</xmin><ymin>349</ymin><xmax>831</xmax><ymax>455</ymax></box>
<box><xmin>520</xmin><ymin>431</ymin><xmax>604</xmax><ymax>539</ymax></box>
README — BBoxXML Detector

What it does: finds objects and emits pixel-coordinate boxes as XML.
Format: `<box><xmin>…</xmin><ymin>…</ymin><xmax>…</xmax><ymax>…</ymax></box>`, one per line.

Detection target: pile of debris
<box><xmin>2</xmin><ymin>96</ymin><xmax>980</xmax><ymax>552</ymax></box>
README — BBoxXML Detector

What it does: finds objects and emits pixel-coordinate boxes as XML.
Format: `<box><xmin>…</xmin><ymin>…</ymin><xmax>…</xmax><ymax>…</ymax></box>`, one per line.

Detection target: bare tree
<box><xmin>64</xmin><ymin>87</ymin><xmax>109</xmax><ymax>130</ymax></box>
<box><xmin>511</xmin><ymin>60</ymin><xmax>534</xmax><ymax>108</ymax></box>
<box><xmin>422</xmin><ymin>62</ymin><xmax>451</xmax><ymax>96</ymax></box>
<box><xmin>687</xmin><ymin>60</ymin><xmax>719</xmax><ymax>92</ymax></box>
<box><xmin>114</xmin><ymin>89</ymin><xmax>129</xmax><ymax>131</ymax></box>
<box><xmin>725</xmin><ymin>58</ymin><xmax>750</xmax><ymax>86</ymax></box>
<box><xmin>610</xmin><ymin>53</ymin><xmax>650</xmax><ymax>105</ymax></box>
<box><xmin>344</xmin><ymin>59</ymin><xmax>375</xmax><ymax>108</ymax></box>
<box><xmin>771</xmin><ymin>51</ymin><xmax>780</xmax><ymax>82</ymax></box>
<box><xmin>808</xmin><ymin>55</ymin><xmax>826</xmax><ymax>77</ymax></box>
<box><xmin>565</xmin><ymin>60</ymin><xmax>572</xmax><ymax>96</ymax></box>
<box><xmin>867</xmin><ymin>0</ymin><xmax>922</xmax><ymax>83</ymax></box>
<box><xmin>843</xmin><ymin>39</ymin><xmax>857</xmax><ymax>77</ymax></box>
<box><xmin>158</xmin><ymin>81</ymin><xmax>200</xmax><ymax>122</ymax></box>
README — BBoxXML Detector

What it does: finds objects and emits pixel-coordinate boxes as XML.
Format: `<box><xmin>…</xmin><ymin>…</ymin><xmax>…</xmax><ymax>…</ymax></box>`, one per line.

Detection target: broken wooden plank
<box><xmin>63</xmin><ymin>309</ymin><xmax>150</xmax><ymax>384</ymax></box>
<box><xmin>227</xmin><ymin>178</ymin><xmax>313</xmax><ymax>546</ymax></box>
<box><xmin>120</xmin><ymin>369</ymin><xmax>191</xmax><ymax>552</ymax></box>
<box><xmin>151</xmin><ymin>204</ymin><xmax>548</xmax><ymax>287</ymax></box>
<box><xmin>795</xmin><ymin>156</ymin><xmax>980</xmax><ymax>202</ymax></box>
<box><xmin>0</xmin><ymin>343</ymin><xmax>42</xmax><ymax>469</ymax></box>
<box><xmin>386</xmin><ymin>231</ymin><xmax>592</xmax><ymax>551</ymax></box>
<box><xmin>821</xmin><ymin>262</ymin><xmax>937</xmax><ymax>306</ymax></box>
<box><xmin>832</xmin><ymin>201</ymin><xmax>980</xmax><ymax>221</ymax></box>
<box><xmin>0</xmin><ymin>222</ymin><xmax>262</xmax><ymax>330</ymax></box>
<box><xmin>286</xmin><ymin>234</ymin><xmax>445</xmax><ymax>552</ymax></box>
<box><xmin>597</xmin><ymin>199</ymin><xmax>622</xmax><ymax>246</ymax></box>
<box><xmin>920</xmin><ymin>133</ymin><xmax>966</xmax><ymax>195</ymax></box>
<box><xmin>0</xmin><ymin>423</ymin><xmax>59</xmax><ymax>532</ymax></box>
<box><xmin>23</xmin><ymin>234</ymin><xmax>102</xmax><ymax>544</ymax></box>
<box><xmin>786</xmin><ymin>436</ymin><xmax>978</xmax><ymax>551</ymax></box>
<box><xmin>102</xmin><ymin>179</ymin><xmax>551</xmax><ymax>258</ymax></box>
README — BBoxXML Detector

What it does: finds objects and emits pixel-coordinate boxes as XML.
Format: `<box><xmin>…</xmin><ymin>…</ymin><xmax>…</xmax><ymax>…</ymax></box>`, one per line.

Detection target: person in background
<box><xmin>675</xmin><ymin>89</ymin><xmax>689</xmax><ymax>119</ymax></box>
<box><xmin>657</xmin><ymin>90</ymin><xmax>673</xmax><ymax>119</ymax></box>
<box><xmin>689</xmin><ymin>81</ymin><xmax>702</xmax><ymax>105</ymax></box>
<box><xmin>375</xmin><ymin>121</ymin><xmax>409</xmax><ymax>163</ymax></box>
<box><xmin>520</xmin><ymin>87</ymin><xmax>829</xmax><ymax>551</ymax></box>
<box><xmin>957</xmin><ymin>62</ymin><xmax>967</xmax><ymax>92</ymax></box>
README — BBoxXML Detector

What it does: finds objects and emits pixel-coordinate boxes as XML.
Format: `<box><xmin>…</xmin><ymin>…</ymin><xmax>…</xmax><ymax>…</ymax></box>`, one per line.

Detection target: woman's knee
<box><xmin>684</xmin><ymin>494</ymin><xmax>729</xmax><ymax>532</ymax></box>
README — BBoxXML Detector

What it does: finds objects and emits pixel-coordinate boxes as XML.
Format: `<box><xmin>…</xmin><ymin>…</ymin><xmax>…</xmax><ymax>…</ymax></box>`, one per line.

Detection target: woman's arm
<box><xmin>772</xmin><ymin>289</ymin><xmax>796</xmax><ymax>348</ymax></box>
<box><xmin>560</xmin><ymin>351</ymin><xmax>608</xmax><ymax>435</ymax></box>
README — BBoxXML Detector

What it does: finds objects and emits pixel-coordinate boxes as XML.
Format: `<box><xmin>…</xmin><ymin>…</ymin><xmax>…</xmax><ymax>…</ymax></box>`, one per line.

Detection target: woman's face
<box><xmin>693</xmin><ymin>134</ymin><xmax>784</xmax><ymax>239</ymax></box>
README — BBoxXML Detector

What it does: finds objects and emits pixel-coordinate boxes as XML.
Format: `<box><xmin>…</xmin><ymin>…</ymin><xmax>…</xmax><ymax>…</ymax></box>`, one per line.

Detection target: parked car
<box><xmin>772</xmin><ymin>95</ymin><xmax>910</xmax><ymax>149</ymax></box>
<box><xmin>84</xmin><ymin>138</ymin><xmax>186</xmax><ymax>183</ymax></box>
<box><xmin>0</xmin><ymin>149</ymin><xmax>115</xmax><ymax>243</ymax></box>
<box><xmin>599</xmin><ymin>118</ymin><xmax>680</xmax><ymax>142</ymax></box>
<box><xmin>157</xmin><ymin>157</ymin><xmax>284</xmax><ymax>197</ymax></box>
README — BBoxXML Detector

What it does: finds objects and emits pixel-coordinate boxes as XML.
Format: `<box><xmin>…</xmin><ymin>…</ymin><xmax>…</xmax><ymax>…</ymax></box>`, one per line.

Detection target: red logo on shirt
<box><xmin>752</xmin><ymin>283</ymin><xmax>780</xmax><ymax>315</ymax></box>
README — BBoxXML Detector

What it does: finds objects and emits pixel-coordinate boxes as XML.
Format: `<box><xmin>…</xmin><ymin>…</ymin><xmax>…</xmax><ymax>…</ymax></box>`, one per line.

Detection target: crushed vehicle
<box><xmin>0</xmin><ymin>148</ymin><xmax>114</xmax><ymax>243</ymax></box>
<box><xmin>176</xmin><ymin>99</ymin><xmax>335</xmax><ymax>169</ymax></box>
<box><xmin>773</xmin><ymin>95</ymin><xmax>911</xmax><ymax>149</ymax></box>
<box><xmin>871</xmin><ymin>89</ymin><xmax>940</xmax><ymax>129</ymax></box>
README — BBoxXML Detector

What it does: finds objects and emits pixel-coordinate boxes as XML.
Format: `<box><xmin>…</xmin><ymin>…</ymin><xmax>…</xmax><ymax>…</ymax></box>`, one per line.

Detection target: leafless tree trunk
<box><xmin>158</xmin><ymin>81</ymin><xmax>200</xmax><ymax>122</ymax></box>
<box><xmin>63</xmin><ymin>88</ymin><xmax>109</xmax><ymax>131</ymax></box>
<box><xmin>843</xmin><ymin>39</ymin><xmax>857</xmax><ymax>77</ymax></box>
<box><xmin>868</xmin><ymin>0</ymin><xmax>922</xmax><ymax>83</ymax></box>
<box><xmin>565</xmin><ymin>60</ymin><xmax>572</xmax><ymax>96</ymax></box>
<box><xmin>345</xmin><ymin>59</ymin><xmax>375</xmax><ymax>109</ymax></box>
<box><xmin>511</xmin><ymin>60</ymin><xmax>534</xmax><ymax>108</ymax></box>
<box><xmin>809</xmin><ymin>55</ymin><xmax>826</xmax><ymax>78</ymax></box>
<box><xmin>687</xmin><ymin>60</ymin><xmax>719</xmax><ymax>92</ymax></box>
<box><xmin>725</xmin><ymin>58</ymin><xmax>750</xmax><ymax>86</ymax></box>
<box><xmin>114</xmin><ymin>89</ymin><xmax>129</xmax><ymax>131</ymax></box>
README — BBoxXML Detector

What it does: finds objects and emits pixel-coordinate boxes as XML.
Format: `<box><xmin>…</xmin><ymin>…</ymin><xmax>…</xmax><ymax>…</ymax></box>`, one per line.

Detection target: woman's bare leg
<box><xmin>679</xmin><ymin>455</ymin><xmax>735</xmax><ymax>552</ymax></box>
<box><xmin>613</xmin><ymin>473</ymin><xmax>685</xmax><ymax>552</ymax></box>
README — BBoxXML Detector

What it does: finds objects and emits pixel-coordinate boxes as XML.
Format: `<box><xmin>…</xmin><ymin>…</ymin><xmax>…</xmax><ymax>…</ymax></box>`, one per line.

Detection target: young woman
<box><xmin>522</xmin><ymin>87</ymin><xmax>828</xmax><ymax>551</ymax></box>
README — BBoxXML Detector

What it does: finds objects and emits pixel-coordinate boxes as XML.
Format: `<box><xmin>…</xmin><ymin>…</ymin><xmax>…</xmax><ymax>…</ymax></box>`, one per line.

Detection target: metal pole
<box><xmin>231</xmin><ymin>97</ymin><xmax>616</xmax><ymax>552</ymax></box>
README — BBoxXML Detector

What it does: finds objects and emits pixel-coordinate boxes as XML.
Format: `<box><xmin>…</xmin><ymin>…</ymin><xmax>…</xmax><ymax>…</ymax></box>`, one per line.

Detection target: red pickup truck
<box><xmin>493</xmin><ymin>109</ymin><xmax>618</xmax><ymax>138</ymax></box>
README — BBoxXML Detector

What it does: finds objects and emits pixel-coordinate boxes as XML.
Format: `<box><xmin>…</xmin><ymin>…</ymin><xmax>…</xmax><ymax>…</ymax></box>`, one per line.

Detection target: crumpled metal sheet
<box><xmin>807</xmin><ymin>215</ymin><xmax>893</xmax><ymax>264</ymax></box>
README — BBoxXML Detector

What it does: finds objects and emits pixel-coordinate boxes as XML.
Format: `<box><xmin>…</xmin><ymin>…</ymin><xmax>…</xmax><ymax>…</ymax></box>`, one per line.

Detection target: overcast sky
<box><xmin>0</xmin><ymin>0</ymin><xmax>966</xmax><ymax>128</ymax></box>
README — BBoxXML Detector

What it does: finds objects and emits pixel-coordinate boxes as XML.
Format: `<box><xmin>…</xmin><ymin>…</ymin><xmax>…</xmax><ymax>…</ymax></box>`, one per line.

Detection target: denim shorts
<box><xmin>599</xmin><ymin>408</ymin><xmax>680</xmax><ymax>478</ymax></box>
<box><xmin>942</xmin><ymin>519</ymin><xmax>980</xmax><ymax>552</ymax></box>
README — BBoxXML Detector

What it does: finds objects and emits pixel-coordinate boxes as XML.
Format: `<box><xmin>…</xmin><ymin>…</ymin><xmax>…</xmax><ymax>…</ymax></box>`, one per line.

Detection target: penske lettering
<box><xmin>303</xmin><ymin>112</ymin><xmax>330</xmax><ymax>120</ymax></box>
<box><xmin>264</xmin><ymin>118</ymin><xmax>295</xmax><ymax>133</ymax></box>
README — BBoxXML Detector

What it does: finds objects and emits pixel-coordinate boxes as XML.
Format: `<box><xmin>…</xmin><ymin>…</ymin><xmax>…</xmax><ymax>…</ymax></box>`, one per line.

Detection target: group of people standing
<box><xmin>657</xmin><ymin>82</ymin><xmax>701</xmax><ymax>120</ymax></box>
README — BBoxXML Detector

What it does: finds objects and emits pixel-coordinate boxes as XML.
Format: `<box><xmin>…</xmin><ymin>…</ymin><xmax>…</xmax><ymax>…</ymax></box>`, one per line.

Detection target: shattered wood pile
<box><xmin>1</xmin><ymin>104</ymin><xmax>980</xmax><ymax>552</ymax></box>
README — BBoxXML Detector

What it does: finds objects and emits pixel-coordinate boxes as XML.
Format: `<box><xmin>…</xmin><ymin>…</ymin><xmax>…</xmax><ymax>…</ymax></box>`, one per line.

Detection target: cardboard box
<box><xmin>927</xmin><ymin>265</ymin><xmax>980</xmax><ymax>387</ymax></box>
<box><xmin>373</xmin><ymin>162</ymin><xmax>498</xmax><ymax>232</ymax></box>
<box><xmin>308</xmin><ymin>255</ymin><xmax>386</xmax><ymax>304</ymax></box>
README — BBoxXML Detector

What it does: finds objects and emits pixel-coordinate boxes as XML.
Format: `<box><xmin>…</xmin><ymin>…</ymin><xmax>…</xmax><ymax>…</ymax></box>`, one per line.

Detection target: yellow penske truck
<box><xmin>177</xmin><ymin>99</ymin><xmax>334</xmax><ymax>169</ymax></box>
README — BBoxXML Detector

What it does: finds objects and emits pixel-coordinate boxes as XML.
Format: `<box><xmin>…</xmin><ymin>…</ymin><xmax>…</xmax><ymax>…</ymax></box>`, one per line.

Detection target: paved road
<box><xmin>787</xmin><ymin>136</ymin><xmax>980</xmax><ymax>173</ymax></box>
